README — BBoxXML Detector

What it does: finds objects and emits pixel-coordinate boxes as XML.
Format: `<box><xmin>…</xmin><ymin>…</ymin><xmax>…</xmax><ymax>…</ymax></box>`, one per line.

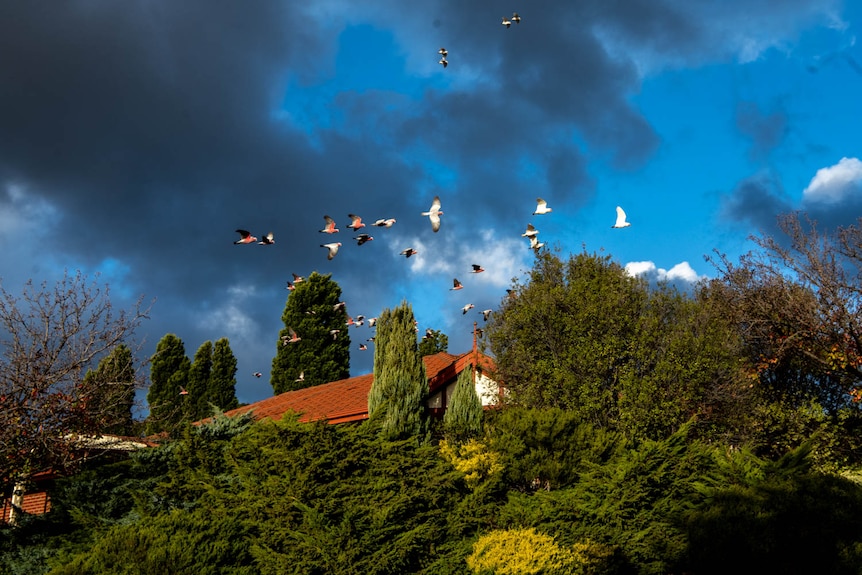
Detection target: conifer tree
<box><xmin>444</xmin><ymin>364</ymin><xmax>483</xmax><ymax>442</ymax></box>
<box><xmin>186</xmin><ymin>340</ymin><xmax>213</xmax><ymax>420</ymax></box>
<box><xmin>418</xmin><ymin>328</ymin><xmax>448</xmax><ymax>356</ymax></box>
<box><xmin>271</xmin><ymin>272</ymin><xmax>350</xmax><ymax>393</ymax></box>
<box><xmin>368</xmin><ymin>300</ymin><xmax>427</xmax><ymax>441</ymax></box>
<box><xmin>80</xmin><ymin>343</ymin><xmax>136</xmax><ymax>435</ymax></box>
<box><xmin>146</xmin><ymin>333</ymin><xmax>191</xmax><ymax>433</ymax></box>
<box><xmin>209</xmin><ymin>337</ymin><xmax>239</xmax><ymax>411</ymax></box>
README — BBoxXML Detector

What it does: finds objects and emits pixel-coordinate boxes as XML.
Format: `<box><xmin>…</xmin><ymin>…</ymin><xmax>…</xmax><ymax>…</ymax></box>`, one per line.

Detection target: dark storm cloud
<box><xmin>721</xmin><ymin>173</ymin><xmax>793</xmax><ymax>237</ymax></box>
<box><xmin>735</xmin><ymin>101</ymin><xmax>789</xmax><ymax>162</ymax></box>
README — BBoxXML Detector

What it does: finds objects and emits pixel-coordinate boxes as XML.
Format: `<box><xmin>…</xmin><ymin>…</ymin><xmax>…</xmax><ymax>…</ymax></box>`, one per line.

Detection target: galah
<box><xmin>234</xmin><ymin>229</ymin><xmax>257</xmax><ymax>244</ymax></box>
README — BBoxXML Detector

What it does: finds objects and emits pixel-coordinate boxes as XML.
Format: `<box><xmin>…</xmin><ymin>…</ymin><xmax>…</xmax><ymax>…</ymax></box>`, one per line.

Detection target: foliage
<box><xmin>145</xmin><ymin>334</ymin><xmax>190</xmax><ymax>434</ymax></box>
<box><xmin>368</xmin><ymin>300</ymin><xmax>428</xmax><ymax>441</ymax></box>
<box><xmin>439</xmin><ymin>439</ymin><xmax>503</xmax><ymax>490</ymax></box>
<box><xmin>209</xmin><ymin>338</ymin><xmax>239</xmax><ymax>412</ymax></box>
<box><xmin>185</xmin><ymin>340</ymin><xmax>213</xmax><ymax>421</ymax></box>
<box><xmin>80</xmin><ymin>344</ymin><xmax>136</xmax><ymax>436</ymax></box>
<box><xmin>419</xmin><ymin>328</ymin><xmax>449</xmax><ymax>357</ymax></box>
<box><xmin>270</xmin><ymin>272</ymin><xmax>350</xmax><ymax>393</ymax></box>
<box><xmin>466</xmin><ymin>527</ymin><xmax>582</xmax><ymax>575</ymax></box>
<box><xmin>444</xmin><ymin>365</ymin><xmax>483</xmax><ymax>442</ymax></box>
<box><xmin>0</xmin><ymin>271</ymin><xmax>149</xmax><ymax>491</ymax></box>
<box><xmin>487</xmin><ymin>250</ymin><xmax>749</xmax><ymax>441</ymax></box>
<box><xmin>182</xmin><ymin>338</ymin><xmax>239</xmax><ymax>422</ymax></box>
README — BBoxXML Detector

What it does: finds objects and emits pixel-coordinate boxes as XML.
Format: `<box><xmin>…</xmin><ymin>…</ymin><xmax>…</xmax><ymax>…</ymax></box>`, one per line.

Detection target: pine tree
<box><xmin>80</xmin><ymin>344</ymin><xmax>136</xmax><ymax>435</ymax></box>
<box><xmin>146</xmin><ymin>333</ymin><xmax>191</xmax><ymax>434</ymax></box>
<box><xmin>186</xmin><ymin>340</ymin><xmax>213</xmax><ymax>420</ymax></box>
<box><xmin>443</xmin><ymin>364</ymin><xmax>483</xmax><ymax>442</ymax></box>
<box><xmin>271</xmin><ymin>272</ymin><xmax>351</xmax><ymax>393</ymax></box>
<box><xmin>368</xmin><ymin>300</ymin><xmax>427</xmax><ymax>441</ymax></box>
<box><xmin>209</xmin><ymin>337</ymin><xmax>239</xmax><ymax>411</ymax></box>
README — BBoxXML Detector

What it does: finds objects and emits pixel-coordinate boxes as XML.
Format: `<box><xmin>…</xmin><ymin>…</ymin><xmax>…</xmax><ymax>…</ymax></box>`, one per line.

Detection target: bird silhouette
<box><xmin>257</xmin><ymin>232</ymin><xmax>275</xmax><ymax>245</ymax></box>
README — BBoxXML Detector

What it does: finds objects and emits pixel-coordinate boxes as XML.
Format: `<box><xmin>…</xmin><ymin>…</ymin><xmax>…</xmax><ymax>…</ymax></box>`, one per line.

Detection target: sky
<box><xmin>2</xmin><ymin>0</ymin><xmax>862</xmax><ymax>409</ymax></box>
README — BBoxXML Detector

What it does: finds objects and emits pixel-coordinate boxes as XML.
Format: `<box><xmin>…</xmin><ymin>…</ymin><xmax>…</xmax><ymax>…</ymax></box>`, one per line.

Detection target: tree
<box><xmin>418</xmin><ymin>328</ymin><xmax>448</xmax><ymax>356</ymax></box>
<box><xmin>444</xmin><ymin>364</ymin><xmax>483</xmax><ymax>442</ymax></box>
<box><xmin>146</xmin><ymin>333</ymin><xmax>190</xmax><ymax>434</ymax></box>
<box><xmin>368</xmin><ymin>300</ymin><xmax>427</xmax><ymax>441</ymax></box>
<box><xmin>185</xmin><ymin>340</ymin><xmax>213</xmax><ymax>421</ymax></box>
<box><xmin>80</xmin><ymin>344</ymin><xmax>136</xmax><ymax>436</ymax></box>
<box><xmin>271</xmin><ymin>272</ymin><xmax>350</xmax><ymax>393</ymax></box>
<box><xmin>487</xmin><ymin>250</ymin><xmax>749</xmax><ymax>439</ymax></box>
<box><xmin>0</xmin><ymin>271</ymin><xmax>148</xmax><ymax>504</ymax></box>
<box><xmin>209</xmin><ymin>337</ymin><xmax>238</xmax><ymax>412</ymax></box>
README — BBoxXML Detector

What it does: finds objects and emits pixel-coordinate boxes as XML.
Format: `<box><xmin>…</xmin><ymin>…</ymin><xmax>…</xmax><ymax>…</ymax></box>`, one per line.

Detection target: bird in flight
<box><xmin>321</xmin><ymin>242</ymin><xmax>342</xmax><ymax>260</ymax></box>
<box><xmin>522</xmin><ymin>223</ymin><xmax>539</xmax><ymax>238</ymax></box>
<box><xmin>422</xmin><ymin>196</ymin><xmax>443</xmax><ymax>232</ymax></box>
<box><xmin>438</xmin><ymin>47</ymin><xmax>448</xmax><ymax>57</ymax></box>
<box><xmin>234</xmin><ymin>229</ymin><xmax>257</xmax><ymax>244</ymax></box>
<box><xmin>257</xmin><ymin>232</ymin><xmax>275</xmax><ymax>245</ymax></box>
<box><xmin>347</xmin><ymin>214</ymin><xmax>365</xmax><ymax>230</ymax></box>
<box><xmin>373</xmin><ymin>218</ymin><xmax>396</xmax><ymax>227</ymax></box>
<box><xmin>354</xmin><ymin>234</ymin><xmax>373</xmax><ymax>245</ymax></box>
<box><xmin>320</xmin><ymin>215</ymin><xmax>339</xmax><ymax>234</ymax></box>
<box><xmin>512</xmin><ymin>12</ymin><xmax>521</xmax><ymax>24</ymax></box>
<box><xmin>450</xmin><ymin>278</ymin><xmax>464</xmax><ymax>290</ymax></box>
<box><xmin>286</xmin><ymin>281</ymin><xmax>296</xmax><ymax>291</ymax></box>
<box><xmin>480</xmin><ymin>309</ymin><xmax>492</xmax><ymax>321</ymax></box>
<box><xmin>367</xmin><ymin>317</ymin><xmax>377</xmax><ymax>327</ymax></box>
<box><xmin>179</xmin><ymin>386</ymin><xmax>189</xmax><ymax>396</ymax></box>
<box><xmin>329</xmin><ymin>329</ymin><xmax>340</xmax><ymax>340</ymax></box>
<box><xmin>471</xmin><ymin>264</ymin><xmax>485</xmax><ymax>273</ymax></box>
<box><xmin>359</xmin><ymin>343</ymin><xmax>368</xmax><ymax>351</ymax></box>
<box><xmin>282</xmin><ymin>327</ymin><xmax>301</xmax><ymax>344</ymax></box>
<box><xmin>462</xmin><ymin>303</ymin><xmax>475</xmax><ymax>314</ymax></box>
<box><xmin>502</xmin><ymin>16</ymin><xmax>511</xmax><ymax>28</ymax></box>
<box><xmin>533</xmin><ymin>198</ymin><xmax>552</xmax><ymax>215</ymax></box>
<box><xmin>295</xmin><ymin>371</ymin><xmax>305</xmax><ymax>383</ymax></box>
<box><xmin>439</xmin><ymin>57</ymin><xmax>448</xmax><ymax>68</ymax></box>
<box><xmin>334</xmin><ymin>301</ymin><xmax>347</xmax><ymax>311</ymax></box>
<box><xmin>530</xmin><ymin>236</ymin><xmax>545</xmax><ymax>251</ymax></box>
<box><xmin>400</xmin><ymin>247</ymin><xmax>419</xmax><ymax>258</ymax></box>
<box><xmin>612</xmin><ymin>206</ymin><xmax>631</xmax><ymax>228</ymax></box>
<box><xmin>253</xmin><ymin>371</ymin><xmax>262</xmax><ymax>378</ymax></box>
<box><xmin>292</xmin><ymin>273</ymin><xmax>305</xmax><ymax>284</ymax></box>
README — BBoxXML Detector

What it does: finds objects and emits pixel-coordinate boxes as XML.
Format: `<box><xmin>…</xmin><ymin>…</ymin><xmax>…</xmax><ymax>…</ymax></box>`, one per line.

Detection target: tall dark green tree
<box><xmin>271</xmin><ymin>272</ymin><xmax>350</xmax><ymax>393</ymax></box>
<box><xmin>368</xmin><ymin>300</ymin><xmax>427</xmax><ymax>441</ymax></box>
<box><xmin>443</xmin><ymin>364</ymin><xmax>483</xmax><ymax>442</ymax></box>
<box><xmin>146</xmin><ymin>333</ymin><xmax>191</xmax><ymax>434</ymax></box>
<box><xmin>209</xmin><ymin>337</ymin><xmax>239</xmax><ymax>411</ymax></box>
<box><xmin>80</xmin><ymin>343</ymin><xmax>136</xmax><ymax>435</ymax></box>
<box><xmin>186</xmin><ymin>340</ymin><xmax>213</xmax><ymax>420</ymax></box>
<box><xmin>418</xmin><ymin>328</ymin><xmax>448</xmax><ymax>356</ymax></box>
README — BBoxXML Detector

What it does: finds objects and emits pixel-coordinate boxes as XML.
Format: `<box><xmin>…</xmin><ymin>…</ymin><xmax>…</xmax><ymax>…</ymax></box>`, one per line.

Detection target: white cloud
<box><xmin>197</xmin><ymin>285</ymin><xmax>259</xmax><ymax>342</ymax></box>
<box><xmin>625</xmin><ymin>260</ymin><xmax>705</xmax><ymax>286</ymax></box>
<box><xmin>802</xmin><ymin>157</ymin><xmax>862</xmax><ymax>204</ymax></box>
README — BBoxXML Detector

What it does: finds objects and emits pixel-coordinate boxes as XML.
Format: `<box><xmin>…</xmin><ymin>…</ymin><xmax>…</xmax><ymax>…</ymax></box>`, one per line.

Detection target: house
<box><xmin>221</xmin><ymin>349</ymin><xmax>500</xmax><ymax>425</ymax></box>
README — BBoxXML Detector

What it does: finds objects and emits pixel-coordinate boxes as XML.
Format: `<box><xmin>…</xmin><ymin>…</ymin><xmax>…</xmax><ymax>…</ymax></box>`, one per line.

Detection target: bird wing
<box><xmin>615</xmin><ymin>206</ymin><xmax>628</xmax><ymax>226</ymax></box>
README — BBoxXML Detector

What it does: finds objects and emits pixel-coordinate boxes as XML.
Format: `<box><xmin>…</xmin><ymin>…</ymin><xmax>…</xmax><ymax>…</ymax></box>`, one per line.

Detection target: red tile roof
<box><xmin>221</xmin><ymin>350</ymin><xmax>496</xmax><ymax>425</ymax></box>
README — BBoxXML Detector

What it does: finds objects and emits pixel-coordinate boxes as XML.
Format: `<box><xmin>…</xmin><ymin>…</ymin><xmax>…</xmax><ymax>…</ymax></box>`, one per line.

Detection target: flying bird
<box><xmin>282</xmin><ymin>327</ymin><xmax>301</xmax><ymax>344</ymax></box>
<box><xmin>522</xmin><ymin>223</ymin><xmax>539</xmax><ymax>238</ymax></box>
<box><xmin>321</xmin><ymin>242</ymin><xmax>342</xmax><ymax>260</ymax></box>
<box><xmin>368</xmin><ymin>317</ymin><xmax>377</xmax><ymax>327</ymax></box>
<box><xmin>533</xmin><ymin>198</ymin><xmax>552</xmax><ymax>215</ymax></box>
<box><xmin>354</xmin><ymin>233</ymin><xmax>373</xmax><ymax>245</ymax></box>
<box><xmin>359</xmin><ymin>343</ymin><xmax>368</xmax><ymax>351</ymax></box>
<box><xmin>330</xmin><ymin>329</ymin><xmax>340</xmax><ymax>339</ymax></box>
<box><xmin>502</xmin><ymin>16</ymin><xmax>511</xmax><ymax>28</ymax></box>
<box><xmin>462</xmin><ymin>303</ymin><xmax>475</xmax><ymax>314</ymax></box>
<box><xmin>347</xmin><ymin>214</ymin><xmax>365</xmax><ymax>230</ymax></box>
<box><xmin>480</xmin><ymin>309</ymin><xmax>492</xmax><ymax>321</ymax></box>
<box><xmin>612</xmin><ymin>206</ymin><xmax>631</xmax><ymax>228</ymax></box>
<box><xmin>179</xmin><ymin>386</ymin><xmax>189</xmax><ymax>396</ymax></box>
<box><xmin>450</xmin><ymin>278</ymin><xmax>464</xmax><ymax>291</ymax></box>
<box><xmin>373</xmin><ymin>218</ymin><xmax>396</xmax><ymax>227</ymax></box>
<box><xmin>292</xmin><ymin>273</ymin><xmax>305</xmax><ymax>284</ymax></box>
<box><xmin>438</xmin><ymin>47</ymin><xmax>448</xmax><ymax>57</ymax></box>
<box><xmin>439</xmin><ymin>57</ymin><xmax>448</xmax><ymax>68</ymax></box>
<box><xmin>286</xmin><ymin>281</ymin><xmax>296</xmax><ymax>291</ymax></box>
<box><xmin>422</xmin><ymin>196</ymin><xmax>443</xmax><ymax>232</ymax></box>
<box><xmin>530</xmin><ymin>236</ymin><xmax>546</xmax><ymax>251</ymax></box>
<box><xmin>258</xmin><ymin>232</ymin><xmax>275</xmax><ymax>245</ymax></box>
<box><xmin>400</xmin><ymin>247</ymin><xmax>419</xmax><ymax>258</ymax></box>
<box><xmin>471</xmin><ymin>264</ymin><xmax>485</xmax><ymax>273</ymax></box>
<box><xmin>320</xmin><ymin>215</ymin><xmax>339</xmax><ymax>234</ymax></box>
<box><xmin>334</xmin><ymin>301</ymin><xmax>346</xmax><ymax>311</ymax></box>
<box><xmin>295</xmin><ymin>371</ymin><xmax>305</xmax><ymax>383</ymax></box>
<box><xmin>512</xmin><ymin>12</ymin><xmax>521</xmax><ymax>24</ymax></box>
<box><xmin>253</xmin><ymin>371</ymin><xmax>262</xmax><ymax>378</ymax></box>
<box><xmin>234</xmin><ymin>229</ymin><xmax>257</xmax><ymax>244</ymax></box>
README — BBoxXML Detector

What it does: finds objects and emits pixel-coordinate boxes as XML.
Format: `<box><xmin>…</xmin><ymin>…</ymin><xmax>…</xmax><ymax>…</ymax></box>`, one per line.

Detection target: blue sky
<box><xmin>1</xmin><ymin>0</ymin><xmax>861</xmax><ymax>409</ymax></box>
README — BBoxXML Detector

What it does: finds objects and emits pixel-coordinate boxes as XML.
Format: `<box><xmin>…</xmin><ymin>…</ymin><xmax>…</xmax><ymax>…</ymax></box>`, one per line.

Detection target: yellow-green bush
<box><xmin>439</xmin><ymin>438</ymin><xmax>503</xmax><ymax>489</ymax></box>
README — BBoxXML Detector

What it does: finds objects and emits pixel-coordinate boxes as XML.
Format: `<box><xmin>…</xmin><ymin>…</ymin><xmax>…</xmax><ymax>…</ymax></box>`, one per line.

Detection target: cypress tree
<box><xmin>418</xmin><ymin>328</ymin><xmax>448</xmax><ymax>356</ymax></box>
<box><xmin>271</xmin><ymin>272</ymin><xmax>351</xmax><ymax>393</ymax></box>
<box><xmin>443</xmin><ymin>364</ymin><xmax>483</xmax><ymax>442</ymax></box>
<box><xmin>209</xmin><ymin>337</ymin><xmax>239</xmax><ymax>411</ymax></box>
<box><xmin>146</xmin><ymin>333</ymin><xmax>191</xmax><ymax>434</ymax></box>
<box><xmin>187</xmin><ymin>341</ymin><xmax>213</xmax><ymax>420</ymax></box>
<box><xmin>80</xmin><ymin>344</ymin><xmax>136</xmax><ymax>435</ymax></box>
<box><xmin>368</xmin><ymin>300</ymin><xmax>427</xmax><ymax>441</ymax></box>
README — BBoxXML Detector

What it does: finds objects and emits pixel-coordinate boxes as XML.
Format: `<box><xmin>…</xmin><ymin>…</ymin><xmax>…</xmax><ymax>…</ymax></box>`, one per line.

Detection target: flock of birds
<box><xmin>221</xmin><ymin>10</ymin><xmax>635</xmax><ymax>389</ymax></box>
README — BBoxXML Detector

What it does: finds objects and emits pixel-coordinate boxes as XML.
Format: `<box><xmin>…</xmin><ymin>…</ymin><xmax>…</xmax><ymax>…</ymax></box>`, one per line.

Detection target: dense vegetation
<box><xmin>6</xmin><ymin>212</ymin><xmax>862</xmax><ymax>573</ymax></box>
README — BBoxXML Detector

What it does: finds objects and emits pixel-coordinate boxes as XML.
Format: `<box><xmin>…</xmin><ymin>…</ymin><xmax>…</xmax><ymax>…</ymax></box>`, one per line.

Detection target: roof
<box><xmin>221</xmin><ymin>350</ymin><xmax>496</xmax><ymax>425</ymax></box>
